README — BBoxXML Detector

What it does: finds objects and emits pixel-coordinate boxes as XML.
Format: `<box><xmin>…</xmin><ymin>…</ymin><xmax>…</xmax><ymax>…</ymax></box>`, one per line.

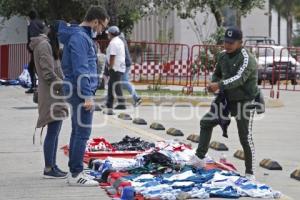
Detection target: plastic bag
<box><xmin>18</xmin><ymin>68</ymin><xmax>32</xmax><ymax>88</ymax></box>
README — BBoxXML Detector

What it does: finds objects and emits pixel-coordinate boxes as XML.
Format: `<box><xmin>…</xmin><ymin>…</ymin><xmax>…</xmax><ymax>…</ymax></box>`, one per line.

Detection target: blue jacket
<box><xmin>58</xmin><ymin>22</ymin><xmax>98</xmax><ymax>98</ymax></box>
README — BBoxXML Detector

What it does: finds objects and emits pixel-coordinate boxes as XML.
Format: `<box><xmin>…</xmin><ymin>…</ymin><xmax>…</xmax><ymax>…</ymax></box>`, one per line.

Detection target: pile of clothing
<box><xmin>111</xmin><ymin>136</ymin><xmax>155</xmax><ymax>151</ymax></box>
<box><xmin>86</xmin><ymin>136</ymin><xmax>155</xmax><ymax>152</ymax></box>
<box><xmin>0</xmin><ymin>79</ymin><xmax>20</xmax><ymax>86</ymax></box>
<box><xmin>86</xmin><ymin>137</ymin><xmax>116</xmax><ymax>152</ymax></box>
<box><xmin>85</xmin><ymin>140</ymin><xmax>281</xmax><ymax>200</ymax></box>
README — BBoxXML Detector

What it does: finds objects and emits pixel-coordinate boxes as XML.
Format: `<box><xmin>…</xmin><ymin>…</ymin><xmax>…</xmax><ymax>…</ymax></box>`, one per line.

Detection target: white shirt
<box><xmin>106</xmin><ymin>36</ymin><xmax>125</xmax><ymax>73</ymax></box>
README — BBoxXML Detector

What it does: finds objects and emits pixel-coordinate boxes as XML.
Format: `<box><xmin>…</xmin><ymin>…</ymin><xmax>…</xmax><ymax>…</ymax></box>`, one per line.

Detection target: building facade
<box><xmin>130</xmin><ymin>0</ymin><xmax>293</xmax><ymax>47</ymax></box>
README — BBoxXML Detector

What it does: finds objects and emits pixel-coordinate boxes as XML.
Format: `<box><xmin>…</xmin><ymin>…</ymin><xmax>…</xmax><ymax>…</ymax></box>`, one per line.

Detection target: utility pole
<box><xmin>268</xmin><ymin>0</ymin><xmax>272</xmax><ymax>38</ymax></box>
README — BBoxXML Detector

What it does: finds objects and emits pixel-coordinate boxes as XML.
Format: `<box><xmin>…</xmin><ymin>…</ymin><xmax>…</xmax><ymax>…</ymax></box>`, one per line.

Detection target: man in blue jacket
<box><xmin>59</xmin><ymin>6</ymin><xmax>109</xmax><ymax>186</ymax></box>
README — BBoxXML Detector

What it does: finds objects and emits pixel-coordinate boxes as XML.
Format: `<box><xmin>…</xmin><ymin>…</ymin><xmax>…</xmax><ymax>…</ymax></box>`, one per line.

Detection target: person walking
<box><xmin>193</xmin><ymin>27</ymin><xmax>259</xmax><ymax>180</ymax></box>
<box><xmin>26</xmin><ymin>10</ymin><xmax>46</xmax><ymax>94</ymax></box>
<box><xmin>119</xmin><ymin>33</ymin><xmax>142</xmax><ymax>107</ymax></box>
<box><xmin>30</xmin><ymin>22</ymin><xmax>68</xmax><ymax>178</ymax></box>
<box><xmin>58</xmin><ymin>6</ymin><xmax>109</xmax><ymax>186</ymax></box>
<box><xmin>105</xmin><ymin>26</ymin><xmax>126</xmax><ymax>110</ymax></box>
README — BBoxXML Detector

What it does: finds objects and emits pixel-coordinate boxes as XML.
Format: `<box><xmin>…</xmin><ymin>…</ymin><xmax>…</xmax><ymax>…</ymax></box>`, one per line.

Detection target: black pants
<box><xmin>196</xmin><ymin>101</ymin><xmax>256</xmax><ymax>175</ymax></box>
<box><xmin>28</xmin><ymin>53</ymin><xmax>36</xmax><ymax>88</ymax></box>
<box><xmin>106</xmin><ymin>69</ymin><xmax>125</xmax><ymax>108</ymax></box>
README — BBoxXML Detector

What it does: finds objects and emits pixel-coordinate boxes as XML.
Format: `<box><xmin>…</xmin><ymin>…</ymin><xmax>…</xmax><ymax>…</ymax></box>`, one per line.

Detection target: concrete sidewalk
<box><xmin>0</xmin><ymin>86</ymin><xmax>299</xmax><ymax>200</ymax></box>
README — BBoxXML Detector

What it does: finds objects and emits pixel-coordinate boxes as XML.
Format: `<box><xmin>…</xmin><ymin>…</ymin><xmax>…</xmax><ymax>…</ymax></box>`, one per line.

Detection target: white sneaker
<box><xmin>245</xmin><ymin>173</ymin><xmax>256</xmax><ymax>181</ymax></box>
<box><xmin>188</xmin><ymin>155</ymin><xmax>206</xmax><ymax>168</ymax></box>
<box><xmin>67</xmin><ymin>172</ymin><xmax>99</xmax><ymax>187</ymax></box>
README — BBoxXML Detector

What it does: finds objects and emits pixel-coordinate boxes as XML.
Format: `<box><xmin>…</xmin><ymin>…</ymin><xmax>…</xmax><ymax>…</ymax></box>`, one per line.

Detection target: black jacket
<box><xmin>210</xmin><ymin>91</ymin><xmax>231</xmax><ymax>138</ymax></box>
<box><xmin>27</xmin><ymin>19</ymin><xmax>45</xmax><ymax>52</ymax></box>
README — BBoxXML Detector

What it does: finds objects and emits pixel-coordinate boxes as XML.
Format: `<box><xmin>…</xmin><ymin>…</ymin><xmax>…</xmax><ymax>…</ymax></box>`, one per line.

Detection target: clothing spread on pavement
<box><xmin>62</xmin><ymin>138</ymin><xmax>282</xmax><ymax>200</ymax></box>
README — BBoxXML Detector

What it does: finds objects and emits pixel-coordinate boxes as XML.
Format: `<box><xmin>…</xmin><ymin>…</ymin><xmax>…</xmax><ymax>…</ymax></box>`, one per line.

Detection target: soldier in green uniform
<box><xmin>194</xmin><ymin>27</ymin><xmax>259</xmax><ymax>180</ymax></box>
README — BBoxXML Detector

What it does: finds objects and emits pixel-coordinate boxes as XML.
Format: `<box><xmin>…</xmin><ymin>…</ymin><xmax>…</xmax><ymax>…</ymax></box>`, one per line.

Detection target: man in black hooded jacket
<box><xmin>25</xmin><ymin>10</ymin><xmax>46</xmax><ymax>94</ymax></box>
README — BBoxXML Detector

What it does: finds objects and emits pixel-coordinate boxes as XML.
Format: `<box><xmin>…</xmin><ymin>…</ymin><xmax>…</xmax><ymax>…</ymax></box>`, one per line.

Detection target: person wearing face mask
<box><xmin>58</xmin><ymin>6</ymin><xmax>109</xmax><ymax>186</ymax></box>
<box><xmin>30</xmin><ymin>21</ymin><xmax>68</xmax><ymax>179</ymax></box>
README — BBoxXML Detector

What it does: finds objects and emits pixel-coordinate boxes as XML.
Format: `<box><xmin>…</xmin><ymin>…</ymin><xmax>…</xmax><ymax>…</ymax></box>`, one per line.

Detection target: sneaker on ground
<box><xmin>94</xmin><ymin>104</ymin><xmax>103</xmax><ymax>111</ymax></box>
<box><xmin>43</xmin><ymin>168</ymin><xmax>68</xmax><ymax>179</ymax></box>
<box><xmin>53</xmin><ymin>166</ymin><xmax>68</xmax><ymax>176</ymax></box>
<box><xmin>100</xmin><ymin>104</ymin><xmax>109</xmax><ymax>109</ymax></box>
<box><xmin>25</xmin><ymin>88</ymin><xmax>35</xmax><ymax>94</ymax></box>
<box><xmin>114</xmin><ymin>105</ymin><xmax>126</xmax><ymax>110</ymax></box>
<box><xmin>189</xmin><ymin>155</ymin><xmax>206</xmax><ymax>169</ymax></box>
<box><xmin>67</xmin><ymin>172</ymin><xmax>99</xmax><ymax>187</ymax></box>
<box><xmin>134</xmin><ymin>97</ymin><xmax>142</xmax><ymax>107</ymax></box>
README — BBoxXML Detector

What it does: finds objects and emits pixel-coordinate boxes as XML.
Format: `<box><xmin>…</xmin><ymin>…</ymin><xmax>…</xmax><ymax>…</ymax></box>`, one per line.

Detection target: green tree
<box><xmin>143</xmin><ymin>0</ymin><xmax>265</xmax><ymax>27</ymax></box>
<box><xmin>0</xmin><ymin>0</ymin><xmax>145</xmax><ymax>35</ymax></box>
<box><xmin>0</xmin><ymin>0</ymin><xmax>85</xmax><ymax>21</ymax></box>
<box><xmin>77</xmin><ymin>0</ymin><xmax>145</xmax><ymax>35</ymax></box>
<box><xmin>270</xmin><ymin>0</ymin><xmax>282</xmax><ymax>44</ymax></box>
<box><xmin>270</xmin><ymin>0</ymin><xmax>300</xmax><ymax>46</ymax></box>
<box><xmin>0</xmin><ymin>0</ymin><xmax>265</xmax><ymax>36</ymax></box>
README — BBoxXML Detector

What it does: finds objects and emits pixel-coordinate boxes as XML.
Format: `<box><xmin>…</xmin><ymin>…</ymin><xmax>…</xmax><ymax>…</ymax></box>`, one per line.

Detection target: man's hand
<box><xmin>83</xmin><ymin>99</ymin><xmax>94</xmax><ymax>111</ymax></box>
<box><xmin>207</xmin><ymin>82</ymin><xmax>220</xmax><ymax>93</ymax></box>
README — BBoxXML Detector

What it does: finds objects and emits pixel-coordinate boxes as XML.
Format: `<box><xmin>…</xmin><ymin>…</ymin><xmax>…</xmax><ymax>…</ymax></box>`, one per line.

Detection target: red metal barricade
<box><xmin>189</xmin><ymin>45</ymin><xmax>223</xmax><ymax>88</ymax></box>
<box><xmin>246</xmin><ymin>46</ymin><xmax>277</xmax><ymax>98</ymax></box>
<box><xmin>0</xmin><ymin>43</ymin><xmax>30</xmax><ymax>80</ymax></box>
<box><xmin>2</xmin><ymin>40</ymin><xmax>300</xmax><ymax>99</ymax></box>
<box><xmin>0</xmin><ymin>45</ymin><xmax>9</xmax><ymax>79</ymax></box>
<box><xmin>97</xmin><ymin>40</ymin><xmax>191</xmax><ymax>86</ymax></box>
<box><xmin>276</xmin><ymin>47</ymin><xmax>300</xmax><ymax>95</ymax></box>
<box><xmin>128</xmin><ymin>41</ymin><xmax>190</xmax><ymax>86</ymax></box>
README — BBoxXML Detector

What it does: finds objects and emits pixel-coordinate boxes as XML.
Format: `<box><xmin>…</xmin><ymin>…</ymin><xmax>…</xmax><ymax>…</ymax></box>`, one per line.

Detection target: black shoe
<box><xmin>94</xmin><ymin>104</ymin><xmax>102</xmax><ymax>111</ymax></box>
<box><xmin>103</xmin><ymin>108</ymin><xmax>115</xmax><ymax>115</ymax></box>
<box><xmin>43</xmin><ymin>167</ymin><xmax>67</xmax><ymax>179</ymax></box>
<box><xmin>25</xmin><ymin>88</ymin><xmax>35</xmax><ymax>94</ymax></box>
<box><xmin>134</xmin><ymin>98</ymin><xmax>142</xmax><ymax>107</ymax></box>
<box><xmin>101</xmin><ymin>104</ymin><xmax>111</xmax><ymax>109</ymax></box>
<box><xmin>53</xmin><ymin>166</ymin><xmax>68</xmax><ymax>176</ymax></box>
<box><xmin>114</xmin><ymin>105</ymin><xmax>126</xmax><ymax>110</ymax></box>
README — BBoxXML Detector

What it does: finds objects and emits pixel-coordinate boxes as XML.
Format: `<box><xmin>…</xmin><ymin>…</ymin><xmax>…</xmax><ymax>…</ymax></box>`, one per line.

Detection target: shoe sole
<box><xmin>114</xmin><ymin>107</ymin><xmax>126</xmax><ymax>110</ymax></box>
<box><xmin>43</xmin><ymin>175</ymin><xmax>68</xmax><ymax>179</ymax></box>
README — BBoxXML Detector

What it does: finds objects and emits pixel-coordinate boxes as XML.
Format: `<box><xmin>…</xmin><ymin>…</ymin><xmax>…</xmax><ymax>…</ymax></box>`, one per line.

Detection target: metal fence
<box><xmin>1</xmin><ymin>41</ymin><xmax>300</xmax><ymax>98</ymax></box>
<box><xmin>276</xmin><ymin>47</ymin><xmax>300</xmax><ymax>93</ymax></box>
<box><xmin>0</xmin><ymin>43</ymin><xmax>30</xmax><ymax>80</ymax></box>
<box><xmin>189</xmin><ymin>45</ymin><xmax>223</xmax><ymax>88</ymax></box>
<box><xmin>189</xmin><ymin>45</ymin><xmax>300</xmax><ymax>98</ymax></box>
<box><xmin>128</xmin><ymin>41</ymin><xmax>190</xmax><ymax>86</ymax></box>
<box><xmin>97</xmin><ymin>40</ymin><xmax>191</xmax><ymax>86</ymax></box>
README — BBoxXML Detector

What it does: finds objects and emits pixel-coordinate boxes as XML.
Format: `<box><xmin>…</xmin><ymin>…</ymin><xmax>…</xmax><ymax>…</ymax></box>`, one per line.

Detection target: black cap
<box><xmin>224</xmin><ymin>27</ymin><xmax>243</xmax><ymax>43</ymax></box>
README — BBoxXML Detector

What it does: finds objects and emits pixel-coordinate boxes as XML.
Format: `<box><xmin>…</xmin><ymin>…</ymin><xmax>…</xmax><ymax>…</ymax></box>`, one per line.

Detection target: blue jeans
<box><xmin>121</xmin><ymin>67</ymin><xmax>139</xmax><ymax>101</ymax></box>
<box><xmin>67</xmin><ymin>91</ymin><xmax>94</xmax><ymax>176</ymax></box>
<box><xmin>44</xmin><ymin>120</ymin><xmax>63</xmax><ymax>168</ymax></box>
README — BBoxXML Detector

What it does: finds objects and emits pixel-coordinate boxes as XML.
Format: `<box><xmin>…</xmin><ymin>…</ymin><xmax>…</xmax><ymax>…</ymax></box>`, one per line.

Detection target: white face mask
<box><xmin>92</xmin><ymin>31</ymin><xmax>98</xmax><ymax>39</ymax></box>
